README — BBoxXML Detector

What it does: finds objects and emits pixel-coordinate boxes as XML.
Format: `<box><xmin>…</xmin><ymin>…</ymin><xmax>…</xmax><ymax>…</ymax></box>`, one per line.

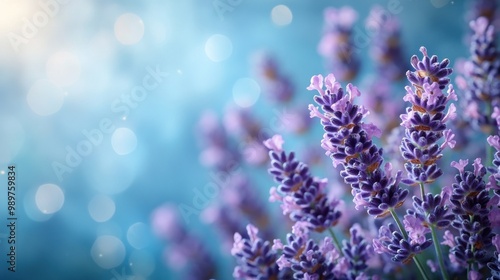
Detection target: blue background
<box><xmin>0</xmin><ymin>0</ymin><xmax>474</xmax><ymax>279</ymax></box>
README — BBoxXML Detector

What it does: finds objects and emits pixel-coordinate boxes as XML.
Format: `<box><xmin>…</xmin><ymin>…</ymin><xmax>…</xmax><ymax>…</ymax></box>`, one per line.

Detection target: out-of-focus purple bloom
<box><xmin>400</xmin><ymin>47</ymin><xmax>456</xmax><ymax>186</ymax></box>
<box><xmin>488</xmin><ymin>135</ymin><xmax>500</xmax><ymax>196</ymax></box>
<box><xmin>254</xmin><ymin>52</ymin><xmax>294</xmax><ymax>103</ymax></box>
<box><xmin>318</xmin><ymin>7</ymin><xmax>360</xmax><ymax>81</ymax></box>
<box><xmin>198</xmin><ymin>110</ymin><xmax>239</xmax><ymax>171</ymax></box>
<box><xmin>151</xmin><ymin>205</ymin><xmax>217</xmax><ymax>280</ymax></box>
<box><xmin>374</xmin><ymin>223</ymin><xmax>432</xmax><ymax>263</ymax></box>
<box><xmin>339</xmin><ymin>226</ymin><xmax>373</xmax><ymax>279</ymax></box>
<box><xmin>308</xmin><ymin>73</ymin><xmax>408</xmax><ymax>218</ymax></box>
<box><xmin>201</xmin><ymin>204</ymin><xmax>246</xmax><ymax>250</ymax></box>
<box><xmin>232</xmin><ymin>224</ymin><xmax>289</xmax><ymax>279</ymax></box>
<box><xmin>449</xmin><ymin>159</ymin><xmax>494</xmax><ymax>267</ymax></box>
<box><xmin>275</xmin><ymin>106</ymin><xmax>313</xmax><ymax>134</ymax></box>
<box><xmin>459</xmin><ymin>16</ymin><xmax>500</xmax><ymax>132</ymax></box>
<box><xmin>366</xmin><ymin>5</ymin><xmax>406</xmax><ymax>81</ymax></box>
<box><xmin>264</xmin><ymin>134</ymin><xmax>342</xmax><ymax>232</ymax></box>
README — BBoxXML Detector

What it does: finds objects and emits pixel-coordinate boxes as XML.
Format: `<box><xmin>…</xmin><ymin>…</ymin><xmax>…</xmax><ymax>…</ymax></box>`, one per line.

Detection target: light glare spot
<box><xmin>111</xmin><ymin>128</ymin><xmax>137</xmax><ymax>155</ymax></box>
<box><xmin>27</xmin><ymin>79</ymin><xmax>64</xmax><ymax>116</ymax></box>
<box><xmin>205</xmin><ymin>34</ymin><xmax>233</xmax><ymax>62</ymax></box>
<box><xmin>91</xmin><ymin>235</ymin><xmax>126</xmax><ymax>269</ymax></box>
<box><xmin>46</xmin><ymin>51</ymin><xmax>81</xmax><ymax>87</ymax></box>
<box><xmin>114</xmin><ymin>13</ymin><xmax>145</xmax><ymax>45</ymax></box>
<box><xmin>271</xmin><ymin>5</ymin><xmax>293</xmax><ymax>26</ymax></box>
<box><xmin>35</xmin><ymin>184</ymin><xmax>64</xmax><ymax>214</ymax></box>
<box><xmin>127</xmin><ymin>222</ymin><xmax>151</xmax><ymax>249</ymax></box>
<box><xmin>232</xmin><ymin>78</ymin><xmax>260</xmax><ymax>108</ymax></box>
<box><xmin>88</xmin><ymin>195</ymin><xmax>116</xmax><ymax>222</ymax></box>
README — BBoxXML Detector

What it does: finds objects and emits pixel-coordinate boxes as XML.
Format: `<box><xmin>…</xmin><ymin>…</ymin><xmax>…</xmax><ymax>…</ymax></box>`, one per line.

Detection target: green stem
<box><xmin>390</xmin><ymin>208</ymin><xmax>430</xmax><ymax>280</ymax></box>
<box><xmin>419</xmin><ymin>182</ymin><xmax>426</xmax><ymax>201</ymax></box>
<box><xmin>430</xmin><ymin>225</ymin><xmax>449</xmax><ymax>280</ymax></box>
<box><xmin>328</xmin><ymin>227</ymin><xmax>343</xmax><ymax>257</ymax></box>
<box><xmin>412</xmin><ymin>255</ymin><xmax>431</xmax><ymax>280</ymax></box>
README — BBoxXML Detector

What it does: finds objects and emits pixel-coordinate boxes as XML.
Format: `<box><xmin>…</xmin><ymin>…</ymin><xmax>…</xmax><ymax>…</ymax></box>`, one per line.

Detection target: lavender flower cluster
<box><xmin>154</xmin><ymin>3</ymin><xmax>500</xmax><ymax>280</ymax></box>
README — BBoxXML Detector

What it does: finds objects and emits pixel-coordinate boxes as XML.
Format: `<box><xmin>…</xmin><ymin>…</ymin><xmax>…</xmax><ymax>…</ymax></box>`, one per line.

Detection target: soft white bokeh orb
<box><xmin>127</xmin><ymin>222</ymin><xmax>151</xmax><ymax>249</ymax></box>
<box><xmin>271</xmin><ymin>5</ymin><xmax>293</xmax><ymax>26</ymax></box>
<box><xmin>114</xmin><ymin>13</ymin><xmax>145</xmax><ymax>45</ymax></box>
<box><xmin>0</xmin><ymin>117</ymin><xmax>25</xmax><ymax>164</ymax></box>
<box><xmin>205</xmin><ymin>34</ymin><xmax>233</xmax><ymax>62</ymax></box>
<box><xmin>27</xmin><ymin>79</ymin><xmax>64</xmax><ymax>116</ymax></box>
<box><xmin>24</xmin><ymin>188</ymin><xmax>52</xmax><ymax>222</ymax></box>
<box><xmin>130</xmin><ymin>250</ymin><xmax>155</xmax><ymax>277</ymax></box>
<box><xmin>88</xmin><ymin>195</ymin><xmax>116</xmax><ymax>222</ymax></box>
<box><xmin>46</xmin><ymin>51</ymin><xmax>81</xmax><ymax>87</ymax></box>
<box><xmin>91</xmin><ymin>235</ymin><xmax>126</xmax><ymax>269</ymax></box>
<box><xmin>111</xmin><ymin>127</ymin><xmax>137</xmax><ymax>155</ymax></box>
<box><xmin>232</xmin><ymin>78</ymin><xmax>260</xmax><ymax>108</ymax></box>
<box><xmin>35</xmin><ymin>184</ymin><xmax>64</xmax><ymax>214</ymax></box>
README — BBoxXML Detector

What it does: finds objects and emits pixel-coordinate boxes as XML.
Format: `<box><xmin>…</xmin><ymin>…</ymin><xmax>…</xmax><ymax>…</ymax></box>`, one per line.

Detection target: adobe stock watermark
<box><xmin>212</xmin><ymin>0</ymin><xmax>244</xmax><ymax>20</ymax></box>
<box><xmin>177</xmin><ymin>106</ymin><xmax>295</xmax><ymax>224</ymax></box>
<box><xmin>51</xmin><ymin>65</ymin><xmax>171</xmax><ymax>182</ymax></box>
<box><xmin>8</xmin><ymin>0</ymin><xmax>72</xmax><ymax>53</ymax></box>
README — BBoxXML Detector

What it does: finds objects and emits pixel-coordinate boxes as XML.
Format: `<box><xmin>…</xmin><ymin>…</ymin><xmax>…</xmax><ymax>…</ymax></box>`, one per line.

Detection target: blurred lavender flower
<box><xmin>456</xmin><ymin>16</ymin><xmax>500</xmax><ymax>133</ymax></box>
<box><xmin>339</xmin><ymin>226</ymin><xmax>373</xmax><ymax>279</ymax></box>
<box><xmin>201</xmin><ymin>204</ymin><xmax>246</xmax><ymax>251</ymax></box>
<box><xmin>151</xmin><ymin>205</ymin><xmax>217</xmax><ymax>280</ymax></box>
<box><xmin>318</xmin><ymin>7</ymin><xmax>360</xmax><ymax>81</ymax></box>
<box><xmin>232</xmin><ymin>224</ymin><xmax>290</xmax><ymax>279</ymax></box>
<box><xmin>449</xmin><ymin>159</ymin><xmax>494</xmax><ymax>268</ymax></box>
<box><xmin>253</xmin><ymin>52</ymin><xmax>294</xmax><ymax>103</ymax></box>
<box><xmin>366</xmin><ymin>5</ymin><xmax>406</xmax><ymax>81</ymax></box>
<box><xmin>400</xmin><ymin>47</ymin><xmax>457</xmax><ymax>186</ymax></box>
<box><xmin>224</xmin><ymin>106</ymin><xmax>269</xmax><ymax>165</ymax></box>
<box><xmin>198</xmin><ymin>110</ymin><xmax>239</xmax><ymax>171</ymax></box>
<box><xmin>264</xmin><ymin>134</ymin><xmax>342</xmax><ymax>232</ymax></box>
<box><xmin>308</xmin><ymin>73</ymin><xmax>408</xmax><ymax>218</ymax></box>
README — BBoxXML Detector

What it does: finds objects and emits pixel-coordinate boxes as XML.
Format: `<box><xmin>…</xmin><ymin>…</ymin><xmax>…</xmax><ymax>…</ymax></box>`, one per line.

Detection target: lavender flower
<box><xmin>373</xmin><ymin>223</ymin><xmax>432</xmax><ymax>264</ymax></box>
<box><xmin>318</xmin><ymin>7</ymin><xmax>360</xmax><ymax>81</ymax></box>
<box><xmin>400</xmin><ymin>47</ymin><xmax>457</xmax><ymax>186</ymax></box>
<box><xmin>308</xmin><ymin>73</ymin><xmax>408</xmax><ymax>217</ymax></box>
<box><xmin>264</xmin><ymin>134</ymin><xmax>342</xmax><ymax>232</ymax></box>
<box><xmin>460</xmin><ymin>17</ymin><xmax>500</xmax><ymax>132</ymax></box>
<box><xmin>232</xmin><ymin>224</ymin><xmax>288</xmax><ymax>279</ymax></box>
<box><xmin>201</xmin><ymin>204</ymin><xmax>246</xmax><ymax>250</ymax></box>
<box><xmin>340</xmin><ymin>226</ymin><xmax>372</xmax><ymax>279</ymax></box>
<box><xmin>254</xmin><ymin>53</ymin><xmax>294</xmax><ymax>103</ymax></box>
<box><xmin>449</xmin><ymin>159</ymin><xmax>494</xmax><ymax>267</ymax></box>
<box><xmin>151</xmin><ymin>205</ymin><xmax>217</xmax><ymax>280</ymax></box>
<box><xmin>366</xmin><ymin>5</ymin><xmax>406</xmax><ymax>81</ymax></box>
<box><xmin>406</xmin><ymin>186</ymin><xmax>454</xmax><ymax>229</ymax></box>
<box><xmin>276</xmin><ymin>233</ymin><xmax>335</xmax><ymax>279</ymax></box>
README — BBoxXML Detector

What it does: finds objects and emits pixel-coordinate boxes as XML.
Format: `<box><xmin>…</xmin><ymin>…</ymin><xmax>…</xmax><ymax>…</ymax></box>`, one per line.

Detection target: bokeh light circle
<box><xmin>204</xmin><ymin>34</ymin><xmax>233</xmax><ymax>62</ymax></box>
<box><xmin>35</xmin><ymin>184</ymin><xmax>65</xmax><ymax>214</ymax></box>
<box><xmin>127</xmin><ymin>222</ymin><xmax>151</xmax><ymax>249</ymax></box>
<box><xmin>88</xmin><ymin>195</ymin><xmax>116</xmax><ymax>222</ymax></box>
<box><xmin>271</xmin><ymin>5</ymin><xmax>293</xmax><ymax>26</ymax></box>
<box><xmin>46</xmin><ymin>51</ymin><xmax>81</xmax><ymax>87</ymax></box>
<box><xmin>111</xmin><ymin>127</ymin><xmax>137</xmax><ymax>155</ymax></box>
<box><xmin>27</xmin><ymin>79</ymin><xmax>64</xmax><ymax>116</ymax></box>
<box><xmin>130</xmin><ymin>250</ymin><xmax>155</xmax><ymax>277</ymax></box>
<box><xmin>232</xmin><ymin>78</ymin><xmax>261</xmax><ymax>108</ymax></box>
<box><xmin>114</xmin><ymin>13</ymin><xmax>145</xmax><ymax>45</ymax></box>
<box><xmin>91</xmin><ymin>235</ymin><xmax>126</xmax><ymax>269</ymax></box>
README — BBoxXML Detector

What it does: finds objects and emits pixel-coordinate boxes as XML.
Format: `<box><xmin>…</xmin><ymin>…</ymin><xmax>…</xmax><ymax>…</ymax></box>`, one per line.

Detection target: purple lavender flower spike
<box><xmin>406</xmin><ymin>186</ymin><xmax>454</xmax><ymax>229</ymax></box>
<box><xmin>339</xmin><ymin>226</ymin><xmax>372</xmax><ymax>279</ymax></box>
<box><xmin>449</xmin><ymin>159</ymin><xmax>494</xmax><ymax>267</ymax></box>
<box><xmin>375</xmin><ymin>223</ymin><xmax>432</xmax><ymax>264</ymax></box>
<box><xmin>254</xmin><ymin>52</ymin><xmax>295</xmax><ymax>103</ymax></box>
<box><xmin>278</xmin><ymin>233</ymin><xmax>335</xmax><ymax>279</ymax></box>
<box><xmin>232</xmin><ymin>224</ymin><xmax>290</xmax><ymax>279</ymax></box>
<box><xmin>151</xmin><ymin>205</ymin><xmax>217</xmax><ymax>280</ymax></box>
<box><xmin>318</xmin><ymin>7</ymin><xmax>360</xmax><ymax>81</ymax></box>
<box><xmin>469</xmin><ymin>0</ymin><xmax>498</xmax><ymax>30</ymax></box>
<box><xmin>400</xmin><ymin>48</ymin><xmax>457</xmax><ymax>186</ymax></box>
<box><xmin>366</xmin><ymin>5</ymin><xmax>406</xmax><ymax>81</ymax></box>
<box><xmin>460</xmin><ymin>16</ymin><xmax>500</xmax><ymax>132</ymax></box>
<box><xmin>308</xmin><ymin>73</ymin><xmax>408</xmax><ymax>218</ymax></box>
<box><xmin>488</xmin><ymin>235</ymin><xmax>500</xmax><ymax>279</ymax></box>
<box><xmin>264</xmin><ymin>134</ymin><xmax>342</xmax><ymax>232</ymax></box>
<box><xmin>488</xmin><ymin>135</ymin><xmax>500</xmax><ymax>196</ymax></box>
<box><xmin>406</xmin><ymin>46</ymin><xmax>452</xmax><ymax>90</ymax></box>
